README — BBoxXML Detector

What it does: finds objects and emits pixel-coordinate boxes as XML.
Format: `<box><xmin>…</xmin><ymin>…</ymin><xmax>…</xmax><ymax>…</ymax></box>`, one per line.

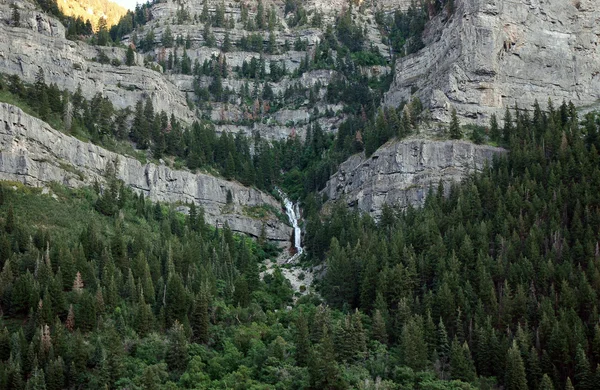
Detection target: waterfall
<box><xmin>277</xmin><ymin>188</ymin><xmax>303</xmax><ymax>259</ymax></box>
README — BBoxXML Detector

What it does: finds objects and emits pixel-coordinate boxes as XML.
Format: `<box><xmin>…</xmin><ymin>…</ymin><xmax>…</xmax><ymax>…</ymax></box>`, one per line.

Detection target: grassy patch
<box><xmin>2</xmin><ymin>183</ymin><xmax>108</xmax><ymax>244</ymax></box>
<box><xmin>244</xmin><ymin>204</ymin><xmax>289</xmax><ymax>226</ymax></box>
<box><xmin>58</xmin><ymin>161</ymin><xmax>86</xmax><ymax>181</ymax></box>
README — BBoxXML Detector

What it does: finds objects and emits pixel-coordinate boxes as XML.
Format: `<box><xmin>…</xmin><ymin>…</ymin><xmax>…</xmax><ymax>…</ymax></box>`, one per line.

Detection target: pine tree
<box><xmin>232</xmin><ymin>276</ymin><xmax>249</xmax><ymax>307</ymax></box>
<box><xmin>40</xmin><ymin>324</ymin><xmax>52</xmax><ymax>354</ymax></box>
<box><xmin>72</xmin><ymin>272</ymin><xmax>84</xmax><ymax>294</ymax></box>
<box><xmin>165</xmin><ymin>273</ymin><xmax>187</xmax><ymax>326</ymax></box>
<box><xmin>400</xmin><ymin>316</ymin><xmax>428</xmax><ymax>371</ymax></box>
<box><xmin>11</xmin><ymin>4</ymin><xmax>20</xmax><ymax>27</ymax></box>
<box><xmin>76</xmin><ymin>291</ymin><xmax>96</xmax><ymax>332</ymax></box>
<box><xmin>104</xmin><ymin>323</ymin><xmax>124</xmax><ymax>387</ymax></box>
<box><xmin>449</xmin><ymin>337</ymin><xmax>477</xmax><ymax>382</ymax></box>
<box><xmin>295</xmin><ymin>310</ymin><xmax>310</xmax><ymax>366</ymax></box>
<box><xmin>5</xmin><ymin>204</ymin><xmax>15</xmax><ymax>233</ymax></box>
<box><xmin>124</xmin><ymin>269</ymin><xmax>137</xmax><ymax>303</ymax></box>
<box><xmin>268</xmin><ymin>32</ymin><xmax>276</xmax><ymax>54</ymax></box>
<box><xmin>503</xmin><ymin>107</ymin><xmax>514</xmax><ymax>143</ymax></box>
<box><xmin>593</xmin><ymin>325</ymin><xmax>600</xmax><ymax>369</ymax></box>
<box><xmin>335</xmin><ymin>314</ymin><xmax>355</xmax><ymax>362</ymax></box>
<box><xmin>256</xmin><ymin>0</ymin><xmax>265</xmax><ymax>29</ymax></box>
<box><xmin>26</xmin><ymin>366</ymin><xmax>47</xmax><ymax>390</ymax></box>
<box><xmin>490</xmin><ymin>113</ymin><xmax>500</xmax><ymax>142</ymax></box>
<box><xmin>593</xmin><ymin>365</ymin><xmax>600</xmax><ymax>390</ymax></box>
<box><xmin>71</xmin><ymin>330</ymin><xmax>87</xmax><ymax>380</ymax></box>
<box><xmin>372</xmin><ymin>309</ymin><xmax>388</xmax><ymax>345</ymax></box>
<box><xmin>65</xmin><ymin>304</ymin><xmax>74</xmax><ymax>332</ymax></box>
<box><xmin>309</xmin><ymin>324</ymin><xmax>345</xmax><ymax>389</ymax></box>
<box><xmin>436</xmin><ymin>317</ymin><xmax>450</xmax><ymax>377</ymax></box>
<box><xmin>352</xmin><ymin>309</ymin><xmax>367</xmax><ymax>360</ymax></box>
<box><xmin>126</xmin><ymin>45</ymin><xmax>135</xmax><ymax>66</ymax></box>
<box><xmin>222</xmin><ymin>31</ymin><xmax>232</xmax><ymax>52</ymax></box>
<box><xmin>539</xmin><ymin>374</ymin><xmax>554</xmax><ymax>390</ymax></box>
<box><xmin>96</xmin><ymin>17</ymin><xmax>110</xmax><ymax>46</ymax></box>
<box><xmin>135</xmin><ymin>289</ymin><xmax>153</xmax><ymax>337</ymax></box>
<box><xmin>574</xmin><ymin>344</ymin><xmax>592</xmax><ymax>390</ymax></box>
<box><xmin>38</xmin><ymin>89</ymin><xmax>50</xmax><ymax>121</ymax></box>
<box><xmin>200</xmin><ymin>0</ymin><xmax>209</xmax><ymax>23</ymax></box>
<box><xmin>505</xmin><ymin>341</ymin><xmax>528</xmax><ymax>390</ymax></box>
<box><xmin>449</xmin><ymin>108</ymin><xmax>463</xmax><ymax>139</ymax></box>
<box><xmin>526</xmin><ymin>346</ymin><xmax>541</xmax><ymax>389</ymax></box>
<box><xmin>9</xmin><ymin>358</ymin><xmax>24</xmax><ymax>389</ymax></box>
<box><xmin>224</xmin><ymin>153</ymin><xmax>236</xmax><ymax>179</ymax></box>
<box><xmin>162</xmin><ymin>25</ymin><xmax>174</xmax><ymax>48</ymax></box>
<box><xmin>191</xmin><ymin>292</ymin><xmax>209</xmax><ymax>344</ymax></box>
<box><xmin>0</xmin><ymin>327</ymin><xmax>10</xmax><ymax>361</ymax></box>
<box><xmin>166</xmin><ymin>320</ymin><xmax>188</xmax><ymax>374</ymax></box>
<box><xmin>45</xmin><ymin>358</ymin><xmax>65</xmax><ymax>390</ymax></box>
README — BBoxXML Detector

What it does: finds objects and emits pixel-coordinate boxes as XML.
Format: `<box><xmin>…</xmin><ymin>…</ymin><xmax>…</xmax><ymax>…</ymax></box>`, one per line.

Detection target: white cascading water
<box><xmin>277</xmin><ymin>188</ymin><xmax>303</xmax><ymax>260</ymax></box>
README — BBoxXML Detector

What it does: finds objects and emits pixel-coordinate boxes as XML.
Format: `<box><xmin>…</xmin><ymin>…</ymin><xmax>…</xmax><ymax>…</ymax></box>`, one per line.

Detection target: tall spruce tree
<box><xmin>505</xmin><ymin>341</ymin><xmax>528</xmax><ymax>390</ymax></box>
<box><xmin>166</xmin><ymin>320</ymin><xmax>188</xmax><ymax>375</ymax></box>
<box><xmin>449</xmin><ymin>108</ymin><xmax>463</xmax><ymax>139</ymax></box>
<box><xmin>295</xmin><ymin>310</ymin><xmax>310</xmax><ymax>366</ymax></box>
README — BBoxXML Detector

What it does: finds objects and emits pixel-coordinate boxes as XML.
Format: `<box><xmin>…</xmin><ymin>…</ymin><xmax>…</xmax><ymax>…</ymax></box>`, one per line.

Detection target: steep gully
<box><xmin>278</xmin><ymin>188</ymin><xmax>304</xmax><ymax>262</ymax></box>
<box><xmin>264</xmin><ymin>189</ymin><xmax>316</xmax><ymax>298</ymax></box>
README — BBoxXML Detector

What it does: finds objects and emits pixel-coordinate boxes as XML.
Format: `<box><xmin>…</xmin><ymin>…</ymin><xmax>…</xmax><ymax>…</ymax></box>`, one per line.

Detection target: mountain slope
<box><xmin>0</xmin><ymin>102</ymin><xmax>291</xmax><ymax>242</ymax></box>
<box><xmin>57</xmin><ymin>0</ymin><xmax>127</xmax><ymax>29</ymax></box>
<box><xmin>2</xmin><ymin>1</ymin><xmax>600</xmax><ymax>390</ymax></box>
<box><xmin>0</xmin><ymin>9</ymin><xmax>195</xmax><ymax>124</ymax></box>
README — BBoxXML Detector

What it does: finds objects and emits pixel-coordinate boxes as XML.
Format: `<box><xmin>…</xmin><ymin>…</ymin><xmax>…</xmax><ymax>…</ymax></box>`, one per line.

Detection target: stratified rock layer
<box><xmin>323</xmin><ymin>138</ymin><xmax>505</xmax><ymax>217</ymax></box>
<box><xmin>0</xmin><ymin>103</ymin><xmax>291</xmax><ymax>242</ymax></box>
<box><xmin>385</xmin><ymin>0</ymin><xmax>600</xmax><ymax>124</ymax></box>
<box><xmin>0</xmin><ymin>2</ymin><xmax>195</xmax><ymax>124</ymax></box>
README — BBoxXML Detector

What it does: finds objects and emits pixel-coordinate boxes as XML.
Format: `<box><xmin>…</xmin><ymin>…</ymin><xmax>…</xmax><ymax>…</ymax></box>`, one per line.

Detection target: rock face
<box><xmin>121</xmin><ymin>0</ymin><xmax>391</xmax><ymax>140</ymax></box>
<box><xmin>0</xmin><ymin>103</ymin><xmax>291</xmax><ymax>242</ymax></box>
<box><xmin>0</xmin><ymin>0</ymin><xmax>392</xmax><ymax>141</ymax></box>
<box><xmin>369</xmin><ymin>0</ymin><xmax>414</xmax><ymax>11</ymax></box>
<box><xmin>0</xmin><ymin>0</ymin><xmax>65</xmax><ymax>37</ymax></box>
<box><xmin>322</xmin><ymin>138</ymin><xmax>505</xmax><ymax>217</ymax></box>
<box><xmin>0</xmin><ymin>2</ymin><xmax>195</xmax><ymax>124</ymax></box>
<box><xmin>385</xmin><ymin>0</ymin><xmax>600</xmax><ymax>124</ymax></box>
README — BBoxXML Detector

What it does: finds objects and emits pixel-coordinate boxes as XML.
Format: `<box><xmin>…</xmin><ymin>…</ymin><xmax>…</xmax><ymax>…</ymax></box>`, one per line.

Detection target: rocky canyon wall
<box><xmin>0</xmin><ymin>102</ymin><xmax>291</xmax><ymax>242</ymax></box>
<box><xmin>0</xmin><ymin>1</ymin><xmax>195</xmax><ymax>124</ymax></box>
<box><xmin>385</xmin><ymin>0</ymin><xmax>600</xmax><ymax>124</ymax></box>
<box><xmin>323</xmin><ymin>138</ymin><xmax>505</xmax><ymax>217</ymax></box>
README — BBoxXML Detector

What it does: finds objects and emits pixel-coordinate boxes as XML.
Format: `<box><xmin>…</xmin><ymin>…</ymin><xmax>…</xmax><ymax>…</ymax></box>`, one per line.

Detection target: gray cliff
<box><xmin>0</xmin><ymin>2</ymin><xmax>195</xmax><ymax>124</ymax></box>
<box><xmin>0</xmin><ymin>0</ymin><xmax>392</xmax><ymax>141</ymax></box>
<box><xmin>385</xmin><ymin>0</ymin><xmax>600</xmax><ymax>124</ymax></box>
<box><xmin>323</xmin><ymin>138</ymin><xmax>505</xmax><ymax>217</ymax></box>
<box><xmin>0</xmin><ymin>102</ymin><xmax>291</xmax><ymax>242</ymax></box>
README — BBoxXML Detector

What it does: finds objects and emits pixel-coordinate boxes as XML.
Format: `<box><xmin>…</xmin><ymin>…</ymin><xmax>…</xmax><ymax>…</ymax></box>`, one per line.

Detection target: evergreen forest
<box><xmin>3</xmin><ymin>82</ymin><xmax>600</xmax><ymax>390</ymax></box>
<box><xmin>3</xmin><ymin>1</ymin><xmax>600</xmax><ymax>390</ymax></box>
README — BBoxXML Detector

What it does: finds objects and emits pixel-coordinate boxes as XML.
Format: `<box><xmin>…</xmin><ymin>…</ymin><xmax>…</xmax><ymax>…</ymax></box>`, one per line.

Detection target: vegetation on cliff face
<box><xmin>22</xmin><ymin>0</ymin><xmax>125</xmax><ymax>38</ymax></box>
<box><xmin>301</xmin><ymin>101</ymin><xmax>600</xmax><ymax>390</ymax></box>
<box><xmin>4</xmin><ymin>1</ymin><xmax>600</xmax><ymax>389</ymax></box>
<box><xmin>2</xmin><ymin>94</ymin><xmax>600</xmax><ymax>389</ymax></box>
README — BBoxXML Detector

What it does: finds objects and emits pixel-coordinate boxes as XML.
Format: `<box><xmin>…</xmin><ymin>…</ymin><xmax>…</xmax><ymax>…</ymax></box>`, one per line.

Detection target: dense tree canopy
<box><xmin>4</xmin><ymin>0</ymin><xmax>600</xmax><ymax>388</ymax></box>
<box><xmin>302</xmin><ymin>100</ymin><xmax>600</xmax><ymax>390</ymax></box>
